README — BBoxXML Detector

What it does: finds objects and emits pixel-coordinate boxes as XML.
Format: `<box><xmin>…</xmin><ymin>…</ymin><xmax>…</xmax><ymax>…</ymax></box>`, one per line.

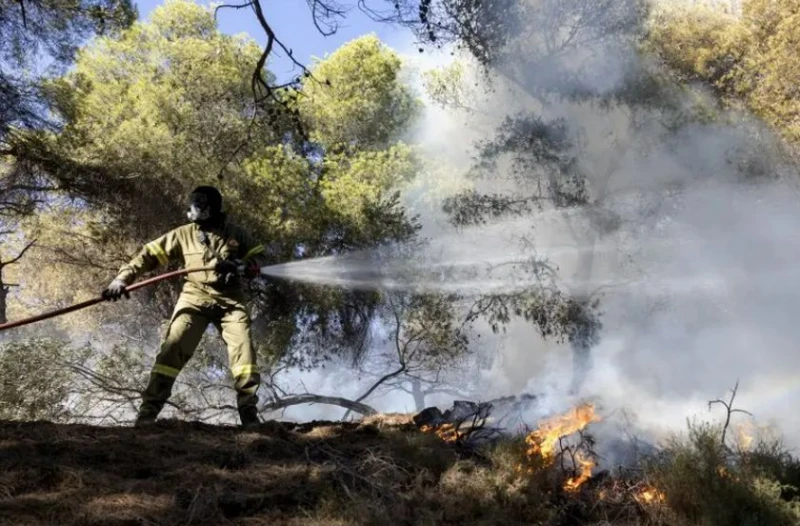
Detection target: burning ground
<box><xmin>2</xmin><ymin>403</ymin><xmax>800</xmax><ymax>526</ymax></box>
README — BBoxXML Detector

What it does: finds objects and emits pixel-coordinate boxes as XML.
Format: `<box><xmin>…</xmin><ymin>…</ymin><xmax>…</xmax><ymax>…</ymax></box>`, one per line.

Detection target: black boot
<box><xmin>239</xmin><ymin>406</ymin><xmax>260</xmax><ymax>430</ymax></box>
<box><xmin>134</xmin><ymin>402</ymin><xmax>163</xmax><ymax>428</ymax></box>
<box><xmin>134</xmin><ymin>413</ymin><xmax>158</xmax><ymax>428</ymax></box>
<box><xmin>135</xmin><ymin>372</ymin><xmax>174</xmax><ymax>427</ymax></box>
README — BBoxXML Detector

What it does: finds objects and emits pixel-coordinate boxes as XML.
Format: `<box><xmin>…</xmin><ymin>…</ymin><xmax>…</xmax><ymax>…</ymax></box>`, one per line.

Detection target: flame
<box><xmin>421</xmin><ymin>403</ymin><xmax>602</xmax><ymax>491</ymax></box>
<box><xmin>636</xmin><ymin>486</ymin><xmax>665</xmax><ymax>504</ymax></box>
<box><xmin>515</xmin><ymin>463</ymin><xmax>533</xmax><ymax>475</ymax></box>
<box><xmin>435</xmin><ymin>423</ymin><xmax>464</xmax><ymax>443</ymax></box>
<box><xmin>525</xmin><ymin>403</ymin><xmax>600</xmax><ymax>459</ymax></box>
<box><xmin>735</xmin><ymin>421</ymin><xmax>756</xmax><ymax>450</ymax></box>
<box><xmin>716</xmin><ymin>464</ymin><xmax>743</xmax><ymax>483</ymax></box>
<box><xmin>419</xmin><ymin>422</ymin><xmax>464</xmax><ymax>443</ymax></box>
<box><xmin>564</xmin><ymin>451</ymin><xmax>595</xmax><ymax>491</ymax></box>
<box><xmin>522</xmin><ymin>403</ymin><xmax>601</xmax><ymax>491</ymax></box>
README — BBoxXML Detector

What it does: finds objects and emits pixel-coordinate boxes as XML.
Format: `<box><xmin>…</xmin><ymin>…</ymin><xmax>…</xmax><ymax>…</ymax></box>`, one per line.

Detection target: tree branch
<box><xmin>0</xmin><ymin>238</ymin><xmax>35</xmax><ymax>267</ymax></box>
<box><xmin>214</xmin><ymin>1</ymin><xmax>253</xmax><ymax>18</ymax></box>
<box><xmin>355</xmin><ymin>363</ymin><xmax>406</xmax><ymax>404</ymax></box>
<box><xmin>17</xmin><ymin>0</ymin><xmax>27</xmax><ymax>28</ymax></box>
<box><xmin>708</xmin><ymin>379</ymin><xmax>753</xmax><ymax>447</ymax></box>
<box><xmin>261</xmin><ymin>394</ymin><xmax>377</xmax><ymax>416</ymax></box>
<box><xmin>309</xmin><ymin>0</ymin><xmax>347</xmax><ymax>37</ymax></box>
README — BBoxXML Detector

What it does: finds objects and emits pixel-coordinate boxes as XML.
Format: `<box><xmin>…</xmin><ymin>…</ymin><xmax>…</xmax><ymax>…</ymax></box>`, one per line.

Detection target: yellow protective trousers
<box><xmin>138</xmin><ymin>293</ymin><xmax>260</xmax><ymax>422</ymax></box>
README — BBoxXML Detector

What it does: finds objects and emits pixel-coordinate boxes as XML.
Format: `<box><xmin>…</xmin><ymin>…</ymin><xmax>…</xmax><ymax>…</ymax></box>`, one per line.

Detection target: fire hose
<box><xmin>0</xmin><ymin>266</ymin><xmax>216</xmax><ymax>333</ymax></box>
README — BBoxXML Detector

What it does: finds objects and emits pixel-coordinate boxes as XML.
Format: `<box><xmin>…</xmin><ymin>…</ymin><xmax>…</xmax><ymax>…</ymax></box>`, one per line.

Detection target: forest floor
<box><xmin>0</xmin><ymin>416</ymin><xmax>798</xmax><ymax>525</ymax></box>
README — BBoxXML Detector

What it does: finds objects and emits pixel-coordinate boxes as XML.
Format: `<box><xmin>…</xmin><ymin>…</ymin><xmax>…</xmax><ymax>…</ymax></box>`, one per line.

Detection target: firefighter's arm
<box><xmin>114</xmin><ymin>230</ymin><xmax>182</xmax><ymax>285</ymax></box>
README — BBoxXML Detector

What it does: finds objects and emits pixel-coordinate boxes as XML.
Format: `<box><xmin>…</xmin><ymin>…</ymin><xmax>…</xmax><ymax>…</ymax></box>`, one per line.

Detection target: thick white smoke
<box><xmin>263</xmin><ymin>1</ymin><xmax>800</xmax><ymax>462</ymax></box>
<box><xmin>387</xmin><ymin>3</ymin><xmax>800</xmax><ymax>454</ymax></box>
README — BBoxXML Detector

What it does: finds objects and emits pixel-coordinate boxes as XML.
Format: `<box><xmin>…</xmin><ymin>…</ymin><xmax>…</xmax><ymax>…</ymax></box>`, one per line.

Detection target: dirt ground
<box><xmin>0</xmin><ymin>416</ymin><xmax>460</xmax><ymax>526</ymax></box>
<box><xmin>7</xmin><ymin>415</ymin><xmax>793</xmax><ymax>526</ymax></box>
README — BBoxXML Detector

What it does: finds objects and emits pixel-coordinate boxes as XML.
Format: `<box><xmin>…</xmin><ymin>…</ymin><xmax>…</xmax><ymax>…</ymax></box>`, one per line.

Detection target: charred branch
<box><xmin>708</xmin><ymin>379</ymin><xmax>752</xmax><ymax>447</ymax></box>
<box><xmin>262</xmin><ymin>394</ymin><xmax>378</xmax><ymax>416</ymax></box>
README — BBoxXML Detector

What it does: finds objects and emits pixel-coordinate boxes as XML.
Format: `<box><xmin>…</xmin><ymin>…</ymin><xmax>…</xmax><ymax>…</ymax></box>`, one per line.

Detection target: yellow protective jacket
<box><xmin>115</xmin><ymin>220</ymin><xmax>267</xmax><ymax>302</ymax></box>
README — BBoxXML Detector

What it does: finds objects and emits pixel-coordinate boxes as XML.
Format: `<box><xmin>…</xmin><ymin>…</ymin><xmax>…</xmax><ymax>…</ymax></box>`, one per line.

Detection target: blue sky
<box><xmin>134</xmin><ymin>0</ymin><xmax>414</xmax><ymax>82</ymax></box>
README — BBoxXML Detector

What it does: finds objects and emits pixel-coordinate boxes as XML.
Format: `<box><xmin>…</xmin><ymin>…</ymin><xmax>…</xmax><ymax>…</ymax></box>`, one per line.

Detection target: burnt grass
<box><xmin>0</xmin><ymin>417</ymin><xmax>462</xmax><ymax>526</ymax></box>
<box><xmin>1</xmin><ymin>417</ymin><xmax>799</xmax><ymax>526</ymax></box>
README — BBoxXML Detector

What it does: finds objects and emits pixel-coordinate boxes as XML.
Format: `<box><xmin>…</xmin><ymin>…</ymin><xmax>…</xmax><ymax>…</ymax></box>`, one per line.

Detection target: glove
<box><xmin>215</xmin><ymin>259</ymin><xmax>240</xmax><ymax>286</ymax></box>
<box><xmin>102</xmin><ymin>279</ymin><xmax>130</xmax><ymax>301</ymax></box>
<box><xmin>214</xmin><ymin>259</ymin><xmax>239</xmax><ymax>276</ymax></box>
<box><xmin>216</xmin><ymin>259</ymin><xmax>260</xmax><ymax>283</ymax></box>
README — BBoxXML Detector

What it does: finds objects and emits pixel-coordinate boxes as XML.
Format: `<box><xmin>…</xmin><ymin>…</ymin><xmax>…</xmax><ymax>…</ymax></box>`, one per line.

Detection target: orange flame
<box><xmin>422</xmin><ymin>403</ymin><xmax>602</xmax><ymax>491</ymax></box>
<box><xmin>716</xmin><ymin>465</ymin><xmax>743</xmax><ymax>483</ymax></box>
<box><xmin>525</xmin><ymin>403</ymin><xmax>600</xmax><ymax>459</ymax></box>
<box><xmin>636</xmin><ymin>486</ymin><xmax>665</xmax><ymax>504</ymax></box>
<box><xmin>522</xmin><ymin>403</ymin><xmax>601</xmax><ymax>491</ymax></box>
<box><xmin>435</xmin><ymin>423</ymin><xmax>464</xmax><ymax>443</ymax></box>
<box><xmin>564</xmin><ymin>451</ymin><xmax>595</xmax><ymax>491</ymax></box>
<box><xmin>419</xmin><ymin>422</ymin><xmax>464</xmax><ymax>443</ymax></box>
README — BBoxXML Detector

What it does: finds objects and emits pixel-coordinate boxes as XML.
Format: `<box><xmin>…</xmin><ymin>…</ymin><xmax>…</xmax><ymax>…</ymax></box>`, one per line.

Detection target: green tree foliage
<box><xmin>0</xmin><ymin>0</ymin><xmax>135</xmax><ymax>65</ymax></box>
<box><xmin>0</xmin><ymin>0</ymin><xmax>136</xmax><ymax>135</ymax></box>
<box><xmin>648</xmin><ymin>0</ymin><xmax>800</xmax><ymax>148</ymax></box>
<box><xmin>9</xmin><ymin>1</ymin><xmax>425</xmax><ymax>379</ymax></box>
<box><xmin>0</xmin><ymin>0</ymin><xmax>134</xmax><ymax>320</ymax></box>
<box><xmin>29</xmin><ymin>0</ymin><xmax>270</xmax><ymax>241</ymax></box>
<box><xmin>0</xmin><ymin>0</ymin><xmax>136</xmax><ymax>216</ymax></box>
<box><xmin>17</xmin><ymin>2</ymin><xmax>420</xmax><ymax>249</ymax></box>
<box><xmin>298</xmin><ymin>34</ymin><xmax>419</xmax><ymax>148</ymax></box>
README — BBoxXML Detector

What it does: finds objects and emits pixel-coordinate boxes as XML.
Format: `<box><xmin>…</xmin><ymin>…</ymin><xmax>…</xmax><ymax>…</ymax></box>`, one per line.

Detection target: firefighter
<box><xmin>102</xmin><ymin>186</ymin><xmax>267</xmax><ymax>429</ymax></box>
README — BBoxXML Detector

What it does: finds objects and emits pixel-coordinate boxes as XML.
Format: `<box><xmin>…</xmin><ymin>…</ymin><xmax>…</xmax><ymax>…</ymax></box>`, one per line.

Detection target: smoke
<box><xmin>431</xmin><ymin>0</ymin><xmax>800</xmax><ymax>453</ymax></box>
<box><xmin>263</xmin><ymin>0</ymin><xmax>800</xmax><ymax>455</ymax></box>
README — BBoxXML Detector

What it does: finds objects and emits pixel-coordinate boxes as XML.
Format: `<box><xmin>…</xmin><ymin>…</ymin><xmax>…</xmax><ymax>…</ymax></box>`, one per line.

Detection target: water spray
<box><xmin>5</xmin><ymin>230</ymin><xmax>797</xmax><ymax>333</ymax></box>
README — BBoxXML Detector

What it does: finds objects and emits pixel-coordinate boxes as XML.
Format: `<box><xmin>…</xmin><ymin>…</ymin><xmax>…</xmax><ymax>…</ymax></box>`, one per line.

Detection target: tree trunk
<box><xmin>411</xmin><ymin>378</ymin><xmax>426</xmax><ymax>411</ymax></box>
<box><xmin>567</xmin><ymin>236</ymin><xmax>597</xmax><ymax>394</ymax></box>
<box><xmin>0</xmin><ymin>275</ymin><xmax>7</xmax><ymax>325</ymax></box>
<box><xmin>565</xmin><ymin>133</ymin><xmax>630</xmax><ymax>394</ymax></box>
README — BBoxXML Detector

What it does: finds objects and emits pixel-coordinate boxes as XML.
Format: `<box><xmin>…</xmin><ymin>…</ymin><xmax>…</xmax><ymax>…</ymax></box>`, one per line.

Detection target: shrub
<box><xmin>645</xmin><ymin>419</ymin><xmax>800</xmax><ymax>526</ymax></box>
<box><xmin>0</xmin><ymin>338</ymin><xmax>82</xmax><ymax>421</ymax></box>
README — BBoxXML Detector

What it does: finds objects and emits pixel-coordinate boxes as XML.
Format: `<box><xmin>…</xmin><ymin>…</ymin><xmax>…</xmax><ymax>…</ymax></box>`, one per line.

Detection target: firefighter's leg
<box><xmin>217</xmin><ymin>305</ymin><xmax>260</xmax><ymax>427</ymax></box>
<box><xmin>138</xmin><ymin>299</ymin><xmax>210</xmax><ymax>421</ymax></box>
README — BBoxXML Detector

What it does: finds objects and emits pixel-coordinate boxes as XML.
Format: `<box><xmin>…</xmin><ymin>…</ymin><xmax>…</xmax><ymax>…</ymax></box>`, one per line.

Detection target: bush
<box><xmin>0</xmin><ymin>338</ymin><xmax>84</xmax><ymax>421</ymax></box>
<box><xmin>645</xmin><ymin>419</ymin><xmax>800</xmax><ymax>526</ymax></box>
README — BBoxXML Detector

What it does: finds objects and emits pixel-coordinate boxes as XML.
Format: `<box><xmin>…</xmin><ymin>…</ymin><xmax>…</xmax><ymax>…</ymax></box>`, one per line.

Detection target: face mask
<box><xmin>187</xmin><ymin>193</ymin><xmax>211</xmax><ymax>223</ymax></box>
